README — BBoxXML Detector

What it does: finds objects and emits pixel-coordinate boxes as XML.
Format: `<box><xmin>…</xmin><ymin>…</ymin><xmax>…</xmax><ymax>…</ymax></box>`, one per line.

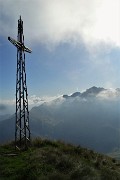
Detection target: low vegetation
<box><xmin>0</xmin><ymin>138</ymin><xmax>120</xmax><ymax>179</ymax></box>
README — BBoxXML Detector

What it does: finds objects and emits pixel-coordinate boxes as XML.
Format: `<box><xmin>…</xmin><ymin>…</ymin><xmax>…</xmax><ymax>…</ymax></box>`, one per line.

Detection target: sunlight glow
<box><xmin>85</xmin><ymin>0</ymin><xmax>120</xmax><ymax>46</ymax></box>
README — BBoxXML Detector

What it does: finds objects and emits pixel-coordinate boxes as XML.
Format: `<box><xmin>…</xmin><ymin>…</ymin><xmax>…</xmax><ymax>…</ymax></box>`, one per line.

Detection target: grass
<box><xmin>0</xmin><ymin>138</ymin><xmax>120</xmax><ymax>179</ymax></box>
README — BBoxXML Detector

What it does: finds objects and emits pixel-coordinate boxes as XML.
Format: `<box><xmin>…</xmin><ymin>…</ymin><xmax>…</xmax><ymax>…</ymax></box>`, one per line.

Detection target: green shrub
<box><xmin>71</xmin><ymin>165</ymin><xmax>98</xmax><ymax>179</ymax></box>
<box><xmin>32</xmin><ymin>138</ymin><xmax>59</xmax><ymax>148</ymax></box>
<box><xmin>49</xmin><ymin>172</ymin><xmax>69</xmax><ymax>180</ymax></box>
<box><xmin>101</xmin><ymin>167</ymin><xmax>120</xmax><ymax>180</ymax></box>
<box><xmin>56</xmin><ymin>156</ymin><xmax>74</xmax><ymax>172</ymax></box>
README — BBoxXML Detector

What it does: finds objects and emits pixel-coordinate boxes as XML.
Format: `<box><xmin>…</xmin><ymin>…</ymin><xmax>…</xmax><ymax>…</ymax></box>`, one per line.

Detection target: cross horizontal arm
<box><xmin>24</xmin><ymin>45</ymin><xmax>32</xmax><ymax>53</ymax></box>
<box><xmin>8</xmin><ymin>37</ymin><xmax>32</xmax><ymax>53</ymax></box>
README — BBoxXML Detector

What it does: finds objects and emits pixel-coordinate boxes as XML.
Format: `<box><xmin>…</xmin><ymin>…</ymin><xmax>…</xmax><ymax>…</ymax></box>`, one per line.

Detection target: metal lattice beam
<box><xmin>8</xmin><ymin>16</ymin><xmax>31</xmax><ymax>150</ymax></box>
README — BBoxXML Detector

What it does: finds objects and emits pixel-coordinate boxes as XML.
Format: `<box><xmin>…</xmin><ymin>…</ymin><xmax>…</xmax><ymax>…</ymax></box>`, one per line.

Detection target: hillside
<box><xmin>0</xmin><ymin>139</ymin><xmax>120</xmax><ymax>180</ymax></box>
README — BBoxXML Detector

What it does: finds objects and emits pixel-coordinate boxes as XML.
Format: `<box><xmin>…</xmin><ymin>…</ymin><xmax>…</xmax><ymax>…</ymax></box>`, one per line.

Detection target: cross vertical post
<box><xmin>8</xmin><ymin>16</ymin><xmax>32</xmax><ymax>150</ymax></box>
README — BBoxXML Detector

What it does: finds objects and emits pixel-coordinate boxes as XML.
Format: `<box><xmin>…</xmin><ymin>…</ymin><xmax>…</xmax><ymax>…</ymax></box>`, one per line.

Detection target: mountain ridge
<box><xmin>1</xmin><ymin>86</ymin><xmax>120</xmax><ymax>155</ymax></box>
<box><xmin>62</xmin><ymin>86</ymin><xmax>120</xmax><ymax>99</ymax></box>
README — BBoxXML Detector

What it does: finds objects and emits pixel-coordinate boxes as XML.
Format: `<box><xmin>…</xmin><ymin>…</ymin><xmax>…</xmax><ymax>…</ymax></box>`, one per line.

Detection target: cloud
<box><xmin>0</xmin><ymin>95</ymin><xmax>62</xmax><ymax>114</ymax></box>
<box><xmin>29</xmin><ymin>95</ymin><xmax>44</xmax><ymax>105</ymax></box>
<box><xmin>29</xmin><ymin>94</ymin><xmax>62</xmax><ymax>106</ymax></box>
<box><xmin>1</xmin><ymin>0</ymin><xmax>120</xmax><ymax>92</ymax></box>
<box><xmin>97</xmin><ymin>88</ymin><xmax>120</xmax><ymax>99</ymax></box>
<box><xmin>0</xmin><ymin>0</ymin><xmax>120</xmax><ymax>48</ymax></box>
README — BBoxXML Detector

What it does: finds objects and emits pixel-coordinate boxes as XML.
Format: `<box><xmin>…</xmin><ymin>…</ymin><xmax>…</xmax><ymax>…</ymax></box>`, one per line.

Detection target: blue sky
<box><xmin>1</xmin><ymin>0</ymin><xmax>120</xmax><ymax>114</ymax></box>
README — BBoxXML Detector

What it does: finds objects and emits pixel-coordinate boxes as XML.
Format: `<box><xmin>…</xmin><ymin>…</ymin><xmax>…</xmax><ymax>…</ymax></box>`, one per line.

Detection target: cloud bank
<box><xmin>0</xmin><ymin>0</ymin><xmax>120</xmax><ymax>48</ymax></box>
<box><xmin>1</xmin><ymin>0</ymin><xmax>120</xmax><ymax>95</ymax></box>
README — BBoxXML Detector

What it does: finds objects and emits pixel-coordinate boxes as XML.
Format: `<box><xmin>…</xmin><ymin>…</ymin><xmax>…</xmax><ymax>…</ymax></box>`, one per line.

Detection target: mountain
<box><xmin>81</xmin><ymin>86</ymin><xmax>105</xmax><ymax>97</ymax></box>
<box><xmin>0</xmin><ymin>114</ymin><xmax>11</xmax><ymax>121</ymax></box>
<box><xmin>0</xmin><ymin>116</ymin><xmax>14</xmax><ymax>143</ymax></box>
<box><xmin>29</xmin><ymin>87</ymin><xmax>120</xmax><ymax>153</ymax></box>
<box><xmin>1</xmin><ymin>86</ymin><xmax>120</xmax><ymax>155</ymax></box>
<box><xmin>0</xmin><ymin>139</ymin><xmax>120</xmax><ymax>179</ymax></box>
<box><xmin>63</xmin><ymin>86</ymin><xmax>105</xmax><ymax>98</ymax></box>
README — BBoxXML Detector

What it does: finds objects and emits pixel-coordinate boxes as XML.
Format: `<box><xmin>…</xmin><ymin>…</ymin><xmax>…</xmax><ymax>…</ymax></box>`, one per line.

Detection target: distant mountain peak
<box><xmin>81</xmin><ymin>86</ymin><xmax>105</xmax><ymax>97</ymax></box>
<box><xmin>63</xmin><ymin>92</ymin><xmax>81</xmax><ymax>99</ymax></box>
<box><xmin>86</xmin><ymin>86</ymin><xmax>105</xmax><ymax>93</ymax></box>
<box><xmin>63</xmin><ymin>86</ymin><xmax>105</xmax><ymax>99</ymax></box>
<box><xmin>71</xmin><ymin>92</ymin><xmax>81</xmax><ymax>97</ymax></box>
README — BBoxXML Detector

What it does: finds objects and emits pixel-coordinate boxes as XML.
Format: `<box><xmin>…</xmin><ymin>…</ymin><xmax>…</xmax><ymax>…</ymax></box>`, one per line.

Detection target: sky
<box><xmin>1</xmin><ymin>0</ymin><xmax>120</xmax><ymax>114</ymax></box>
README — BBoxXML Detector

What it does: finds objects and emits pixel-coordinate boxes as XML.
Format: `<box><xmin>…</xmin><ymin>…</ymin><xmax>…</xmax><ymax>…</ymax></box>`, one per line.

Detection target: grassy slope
<box><xmin>0</xmin><ymin>138</ymin><xmax>120</xmax><ymax>180</ymax></box>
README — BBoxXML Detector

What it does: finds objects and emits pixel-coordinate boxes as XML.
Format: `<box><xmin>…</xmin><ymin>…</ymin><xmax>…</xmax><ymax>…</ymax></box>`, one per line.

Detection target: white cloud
<box><xmin>97</xmin><ymin>88</ymin><xmax>120</xmax><ymax>99</ymax></box>
<box><xmin>29</xmin><ymin>95</ymin><xmax>43</xmax><ymax>105</ymax></box>
<box><xmin>1</xmin><ymin>0</ymin><xmax>120</xmax><ymax>91</ymax></box>
<box><xmin>0</xmin><ymin>0</ymin><xmax>120</xmax><ymax>48</ymax></box>
<box><xmin>0</xmin><ymin>99</ymin><xmax>15</xmax><ymax>106</ymax></box>
<box><xmin>0</xmin><ymin>94</ymin><xmax>62</xmax><ymax>115</ymax></box>
<box><xmin>29</xmin><ymin>94</ymin><xmax>63</xmax><ymax>105</ymax></box>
